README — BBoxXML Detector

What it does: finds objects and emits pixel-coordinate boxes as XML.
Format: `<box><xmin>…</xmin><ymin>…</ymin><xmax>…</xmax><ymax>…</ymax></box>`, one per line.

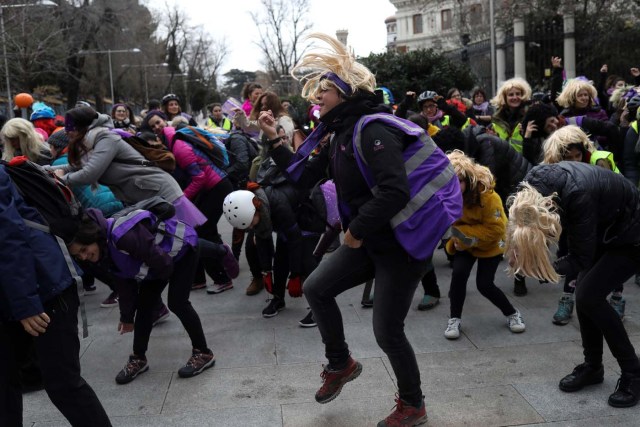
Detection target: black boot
<box><xmin>608</xmin><ymin>373</ymin><xmax>640</xmax><ymax>408</ymax></box>
<box><xmin>559</xmin><ymin>362</ymin><xmax>604</xmax><ymax>392</ymax></box>
<box><xmin>513</xmin><ymin>275</ymin><xmax>528</xmax><ymax>296</ymax></box>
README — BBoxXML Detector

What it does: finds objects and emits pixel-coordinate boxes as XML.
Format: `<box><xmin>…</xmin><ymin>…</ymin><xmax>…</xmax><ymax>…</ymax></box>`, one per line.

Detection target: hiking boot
<box><xmin>377</xmin><ymin>396</ymin><xmax>428</xmax><ymax>427</ymax></box>
<box><xmin>246</xmin><ymin>276</ymin><xmax>264</xmax><ymax>296</ymax></box>
<box><xmin>608</xmin><ymin>373</ymin><xmax>640</xmax><ymax>408</ymax></box>
<box><xmin>152</xmin><ymin>304</ymin><xmax>170</xmax><ymax>326</ymax></box>
<box><xmin>100</xmin><ymin>292</ymin><xmax>119</xmax><ymax>308</ymax></box>
<box><xmin>507</xmin><ymin>310</ymin><xmax>526</xmax><ymax>333</ymax></box>
<box><xmin>609</xmin><ymin>295</ymin><xmax>626</xmax><ymax>321</ymax></box>
<box><xmin>315</xmin><ymin>357</ymin><xmax>363</xmax><ymax>404</ymax></box>
<box><xmin>559</xmin><ymin>362</ymin><xmax>604</xmax><ymax>392</ymax></box>
<box><xmin>444</xmin><ymin>318</ymin><xmax>461</xmax><ymax>340</ymax></box>
<box><xmin>221</xmin><ymin>243</ymin><xmax>240</xmax><ymax>279</ymax></box>
<box><xmin>115</xmin><ymin>355</ymin><xmax>149</xmax><ymax>384</ymax></box>
<box><xmin>207</xmin><ymin>281</ymin><xmax>233</xmax><ymax>294</ymax></box>
<box><xmin>361</xmin><ymin>295</ymin><xmax>374</xmax><ymax>308</ymax></box>
<box><xmin>513</xmin><ymin>276</ymin><xmax>527</xmax><ymax>296</ymax></box>
<box><xmin>83</xmin><ymin>284</ymin><xmax>97</xmax><ymax>295</ymax></box>
<box><xmin>552</xmin><ymin>294</ymin><xmax>574</xmax><ymax>325</ymax></box>
<box><xmin>417</xmin><ymin>295</ymin><xmax>439</xmax><ymax>311</ymax></box>
<box><xmin>299</xmin><ymin>310</ymin><xmax>317</xmax><ymax>328</ymax></box>
<box><xmin>177</xmin><ymin>349</ymin><xmax>215</xmax><ymax>378</ymax></box>
<box><xmin>191</xmin><ymin>282</ymin><xmax>206</xmax><ymax>290</ymax></box>
<box><xmin>262</xmin><ymin>297</ymin><xmax>285</xmax><ymax>318</ymax></box>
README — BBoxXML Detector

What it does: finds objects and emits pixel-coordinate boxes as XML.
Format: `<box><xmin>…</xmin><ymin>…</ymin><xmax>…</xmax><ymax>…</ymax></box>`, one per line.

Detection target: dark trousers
<box><xmin>304</xmin><ymin>243</ymin><xmax>430</xmax><ymax>406</ymax></box>
<box><xmin>575</xmin><ymin>246</ymin><xmax>640</xmax><ymax>373</ymax></box>
<box><xmin>449</xmin><ymin>252</ymin><xmax>514</xmax><ymax>319</ymax></box>
<box><xmin>421</xmin><ymin>263</ymin><xmax>439</xmax><ymax>298</ymax></box>
<box><xmin>0</xmin><ymin>286</ymin><xmax>111</xmax><ymax>427</ymax></box>
<box><xmin>194</xmin><ymin>178</ymin><xmax>233</xmax><ymax>285</ymax></box>
<box><xmin>133</xmin><ymin>247</ymin><xmax>208</xmax><ymax>357</ymax></box>
<box><xmin>271</xmin><ymin>234</ymin><xmax>320</xmax><ymax>300</ymax></box>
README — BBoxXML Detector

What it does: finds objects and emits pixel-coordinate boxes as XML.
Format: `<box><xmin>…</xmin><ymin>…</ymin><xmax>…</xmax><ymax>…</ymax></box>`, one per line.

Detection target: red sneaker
<box><xmin>315</xmin><ymin>357</ymin><xmax>362</xmax><ymax>404</ymax></box>
<box><xmin>377</xmin><ymin>396</ymin><xmax>428</xmax><ymax>426</ymax></box>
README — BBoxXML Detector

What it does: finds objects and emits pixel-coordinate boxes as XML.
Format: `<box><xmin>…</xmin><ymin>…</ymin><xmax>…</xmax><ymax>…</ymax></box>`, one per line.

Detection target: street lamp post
<box><xmin>122</xmin><ymin>63</ymin><xmax>168</xmax><ymax>105</ymax></box>
<box><xmin>78</xmin><ymin>48</ymin><xmax>141</xmax><ymax>105</ymax></box>
<box><xmin>1</xmin><ymin>0</ymin><xmax>57</xmax><ymax>115</ymax></box>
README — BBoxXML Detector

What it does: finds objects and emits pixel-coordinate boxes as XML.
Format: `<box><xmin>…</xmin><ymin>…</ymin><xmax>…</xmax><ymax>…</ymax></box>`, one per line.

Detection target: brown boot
<box><xmin>246</xmin><ymin>276</ymin><xmax>264</xmax><ymax>296</ymax></box>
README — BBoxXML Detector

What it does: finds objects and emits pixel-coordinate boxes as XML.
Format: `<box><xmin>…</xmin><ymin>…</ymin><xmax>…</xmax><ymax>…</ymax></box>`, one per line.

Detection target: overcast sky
<box><xmin>158</xmin><ymin>0</ymin><xmax>397</xmax><ymax>76</ymax></box>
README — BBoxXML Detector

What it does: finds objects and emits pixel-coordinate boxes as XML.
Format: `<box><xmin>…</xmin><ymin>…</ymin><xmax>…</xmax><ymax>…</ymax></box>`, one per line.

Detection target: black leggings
<box><xmin>575</xmin><ymin>246</ymin><xmax>640</xmax><ymax>373</ymax></box>
<box><xmin>133</xmin><ymin>247</ymin><xmax>208</xmax><ymax>357</ymax></box>
<box><xmin>194</xmin><ymin>178</ymin><xmax>233</xmax><ymax>285</ymax></box>
<box><xmin>449</xmin><ymin>252</ymin><xmax>515</xmax><ymax>319</ymax></box>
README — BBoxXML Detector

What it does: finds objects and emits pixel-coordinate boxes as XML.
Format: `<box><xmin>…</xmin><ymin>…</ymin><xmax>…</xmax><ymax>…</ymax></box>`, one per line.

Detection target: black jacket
<box><xmin>470</xmin><ymin>132</ymin><xmax>531</xmax><ymax>204</ymax></box>
<box><xmin>525</xmin><ymin>162</ymin><xmax>640</xmax><ymax>278</ymax></box>
<box><xmin>271</xmin><ymin>97</ymin><xmax>410</xmax><ymax>250</ymax></box>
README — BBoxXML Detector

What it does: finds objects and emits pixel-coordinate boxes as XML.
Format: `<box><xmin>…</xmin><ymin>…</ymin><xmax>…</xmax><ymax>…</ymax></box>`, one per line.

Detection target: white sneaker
<box><xmin>444</xmin><ymin>318</ymin><xmax>461</xmax><ymax>339</ymax></box>
<box><xmin>507</xmin><ymin>310</ymin><xmax>526</xmax><ymax>333</ymax></box>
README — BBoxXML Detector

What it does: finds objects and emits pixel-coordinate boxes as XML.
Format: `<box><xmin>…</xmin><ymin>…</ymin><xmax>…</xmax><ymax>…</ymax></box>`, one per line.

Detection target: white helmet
<box><xmin>223</xmin><ymin>190</ymin><xmax>256</xmax><ymax>230</ymax></box>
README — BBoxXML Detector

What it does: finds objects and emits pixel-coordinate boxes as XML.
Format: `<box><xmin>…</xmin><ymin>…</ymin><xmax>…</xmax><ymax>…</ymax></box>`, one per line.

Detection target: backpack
<box><xmin>109</xmin><ymin>196</ymin><xmax>176</xmax><ymax>222</ymax></box>
<box><xmin>174</xmin><ymin>126</ymin><xmax>229</xmax><ymax>169</ymax></box>
<box><xmin>117</xmin><ymin>134</ymin><xmax>176</xmax><ymax>173</ymax></box>
<box><xmin>1</xmin><ymin>157</ymin><xmax>81</xmax><ymax>243</ymax></box>
<box><xmin>352</xmin><ymin>113</ymin><xmax>463</xmax><ymax>261</ymax></box>
<box><xmin>2</xmin><ymin>157</ymin><xmax>89</xmax><ymax>337</ymax></box>
<box><xmin>298</xmin><ymin>179</ymin><xmax>341</xmax><ymax>234</ymax></box>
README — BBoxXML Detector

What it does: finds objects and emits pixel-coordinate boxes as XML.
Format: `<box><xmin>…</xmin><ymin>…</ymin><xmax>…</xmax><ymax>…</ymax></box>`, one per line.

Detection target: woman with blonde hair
<box><xmin>489</xmin><ymin>77</ymin><xmax>532</xmax><ymax>153</ymax></box>
<box><xmin>443</xmin><ymin>150</ymin><xmax>524</xmax><ymax>340</ymax></box>
<box><xmin>506</xmin><ymin>162</ymin><xmax>640</xmax><ymax>408</ymax></box>
<box><xmin>1</xmin><ymin>117</ymin><xmax>51</xmax><ymax>165</ymax></box>
<box><xmin>541</xmin><ymin>125</ymin><xmax>626</xmax><ymax>325</ymax></box>
<box><xmin>258</xmin><ymin>32</ymin><xmax>462</xmax><ymax>426</ymax></box>
<box><xmin>556</xmin><ymin>78</ymin><xmax>608</xmax><ymax>122</ymax></box>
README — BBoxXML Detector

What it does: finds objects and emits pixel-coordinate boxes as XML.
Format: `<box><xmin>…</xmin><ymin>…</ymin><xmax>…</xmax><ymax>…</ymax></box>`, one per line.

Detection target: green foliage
<box><xmin>360</xmin><ymin>49</ymin><xmax>476</xmax><ymax>103</ymax></box>
<box><xmin>221</xmin><ymin>69</ymin><xmax>258</xmax><ymax>100</ymax></box>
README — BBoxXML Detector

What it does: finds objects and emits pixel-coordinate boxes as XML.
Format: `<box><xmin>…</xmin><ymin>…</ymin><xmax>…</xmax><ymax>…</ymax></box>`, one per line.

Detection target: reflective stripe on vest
<box><xmin>351</xmin><ymin>113</ymin><xmax>462</xmax><ymax>259</ymax></box>
<box><xmin>207</xmin><ymin>117</ymin><xmax>232</xmax><ymax>131</ymax></box>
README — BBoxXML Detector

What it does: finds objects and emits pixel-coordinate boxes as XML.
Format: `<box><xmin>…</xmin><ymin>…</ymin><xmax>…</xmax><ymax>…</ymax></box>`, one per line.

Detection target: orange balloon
<box><xmin>14</xmin><ymin>93</ymin><xmax>34</xmax><ymax>109</ymax></box>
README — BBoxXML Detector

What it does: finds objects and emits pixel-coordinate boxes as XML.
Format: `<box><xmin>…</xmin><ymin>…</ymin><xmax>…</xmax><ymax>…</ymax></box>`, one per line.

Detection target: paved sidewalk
<box><xmin>24</xmin><ymin>222</ymin><xmax>640</xmax><ymax>426</ymax></box>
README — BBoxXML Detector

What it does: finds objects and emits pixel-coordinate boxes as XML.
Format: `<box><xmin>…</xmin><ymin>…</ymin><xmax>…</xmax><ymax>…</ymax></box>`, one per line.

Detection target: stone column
<box><xmin>496</xmin><ymin>27</ymin><xmax>506</xmax><ymax>87</ymax></box>
<box><xmin>563</xmin><ymin>7</ymin><xmax>576</xmax><ymax>79</ymax></box>
<box><xmin>513</xmin><ymin>17</ymin><xmax>526</xmax><ymax>79</ymax></box>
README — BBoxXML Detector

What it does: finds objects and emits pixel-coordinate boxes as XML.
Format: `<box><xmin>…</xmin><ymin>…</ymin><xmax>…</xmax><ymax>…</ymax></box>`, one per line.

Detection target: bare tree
<box><xmin>250</xmin><ymin>0</ymin><xmax>313</xmax><ymax>80</ymax></box>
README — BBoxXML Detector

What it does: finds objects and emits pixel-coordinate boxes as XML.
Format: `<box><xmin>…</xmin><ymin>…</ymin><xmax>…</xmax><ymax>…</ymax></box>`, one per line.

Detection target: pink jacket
<box><xmin>242</xmin><ymin>99</ymin><xmax>253</xmax><ymax>116</ymax></box>
<box><xmin>162</xmin><ymin>127</ymin><xmax>225</xmax><ymax>200</ymax></box>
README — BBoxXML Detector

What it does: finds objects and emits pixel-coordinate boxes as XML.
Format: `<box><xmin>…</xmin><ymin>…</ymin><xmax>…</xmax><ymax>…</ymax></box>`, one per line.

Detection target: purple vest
<box><xmin>352</xmin><ymin>113</ymin><xmax>463</xmax><ymax>260</ymax></box>
<box><xmin>106</xmin><ymin>209</ymin><xmax>198</xmax><ymax>279</ymax></box>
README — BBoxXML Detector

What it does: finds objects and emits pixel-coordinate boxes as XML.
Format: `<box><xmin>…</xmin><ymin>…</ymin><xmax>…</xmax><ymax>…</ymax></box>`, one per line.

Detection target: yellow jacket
<box><xmin>446</xmin><ymin>189</ymin><xmax>507</xmax><ymax>258</ymax></box>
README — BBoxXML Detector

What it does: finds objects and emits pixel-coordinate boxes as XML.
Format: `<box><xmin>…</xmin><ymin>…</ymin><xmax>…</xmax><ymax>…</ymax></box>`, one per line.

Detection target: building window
<box><xmin>469</xmin><ymin>4</ymin><xmax>482</xmax><ymax>26</ymax></box>
<box><xmin>441</xmin><ymin>9</ymin><xmax>452</xmax><ymax>31</ymax></box>
<box><xmin>413</xmin><ymin>14</ymin><xmax>423</xmax><ymax>34</ymax></box>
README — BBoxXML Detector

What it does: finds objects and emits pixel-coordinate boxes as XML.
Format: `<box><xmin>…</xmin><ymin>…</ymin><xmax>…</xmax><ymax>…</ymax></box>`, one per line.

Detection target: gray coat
<box><xmin>62</xmin><ymin>114</ymin><xmax>183</xmax><ymax>204</ymax></box>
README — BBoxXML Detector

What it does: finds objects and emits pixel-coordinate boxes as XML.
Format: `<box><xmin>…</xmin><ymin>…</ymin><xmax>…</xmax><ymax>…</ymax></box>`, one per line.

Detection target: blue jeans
<box><xmin>303</xmin><ymin>243</ymin><xmax>430</xmax><ymax>406</ymax></box>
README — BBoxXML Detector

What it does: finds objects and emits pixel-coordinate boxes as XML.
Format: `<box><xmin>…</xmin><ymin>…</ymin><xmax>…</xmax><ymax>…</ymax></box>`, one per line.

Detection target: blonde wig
<box><xmin>1</xmin><ymin>118</ymin><xmax>49</xmax><ymax>162</ymax></box>
<box><xmin>490</xmin><ymin>77</ymin><xmax>532</xmax><ymax>110</ymax></box>
<box><xmin>292</xmin><ymin>33</ymin><xmax>376</xmax><ymax>102</ymax></box>
<box><xmin>542</xmin><ymin>125</ymin><xmax>595</xmax><ymax>164</ymax></box>
<box><xmin>447</xmin><ymin>149</ymin><xmax>494</xmax><ymax>195</ymax></box>
<box><xmin>505</xmin><ymin>183</ymin><xmax>562</xmax><ymax>282</ymax></box>
<box><xmin>555</xmin><ymin>79</ymin><xmax>597</xmax><ymax>109</ymax></box>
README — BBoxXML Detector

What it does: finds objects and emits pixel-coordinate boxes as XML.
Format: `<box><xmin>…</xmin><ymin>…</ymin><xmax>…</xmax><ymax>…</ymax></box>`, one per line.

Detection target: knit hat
<box><xmin>65</xmin><ymin>106</ymin><xmax>98</xmax><ymax>132</ymax></box>
<box><xmin>142</xmin><ymin>110</ymin><xmax>167</xmax><ymax>130</ymax></box>
<box><xmin>521</xmin><ymin>103</ymin><xmax>558</xmax><ymax>138</ymax></box>
<box><xmin>48</xmin><ymin>130</ymin><xmax>69</xmax><ymax>150</ymax></box>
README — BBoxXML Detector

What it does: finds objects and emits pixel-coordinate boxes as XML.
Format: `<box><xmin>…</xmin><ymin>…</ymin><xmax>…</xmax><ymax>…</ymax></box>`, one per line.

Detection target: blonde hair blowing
<box><xmin>608</xmin><ymin>86</ymin><xmax>631</xmax><ymax>111</ymax></box>
<box><xmin>1</xmin><ymin>118</ymin><xmax>47</xmax><ymax>162</ymax></box>
<box><xmin>555</xmin><ymin>79</ymin><xmax>597</xmax><ymax>108</ymax></box>
<box><xmin>542</xmin><ymin>125</ymin><xmax>596</xmax><ymax>163</ymax></box>
<box><xmin>505</xmin><ymin>183</ymin><xmax>562</xmax><ymax>282</ymax></box>
<box><xmin>447</xmin><ymin>149</ymin><xmax>494</xmax><ymax>193</ymax></box>
<box><xmin>292</xmin><ymin>32</ymin><xmax>376</xmax><ymax>102</ymax></box>
<box><xmin>491</xmin><ymin>77</ymin><xmax>532</xmax><ymax>110</ymax></box>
